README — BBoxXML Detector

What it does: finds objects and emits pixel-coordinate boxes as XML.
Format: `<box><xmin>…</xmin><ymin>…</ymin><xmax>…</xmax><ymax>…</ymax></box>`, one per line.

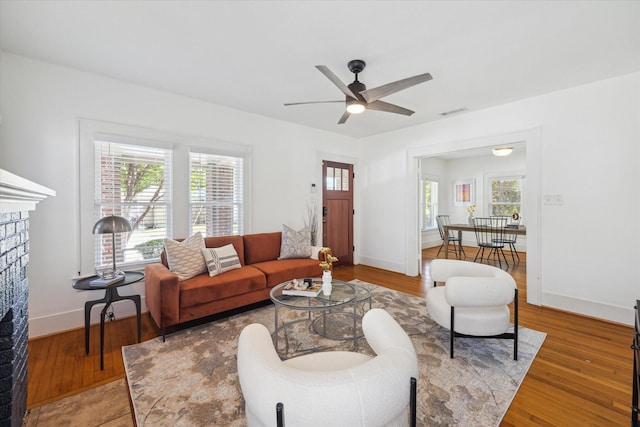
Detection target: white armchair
<box><xmin>427</xmin><ymin>259</ymin><xmax>518</xmax><ymax>360</ymax></box>
<box><xmin>237</xmin><ymin>308</ymin><xmax>418</xmax><ymax>427</ymax></box>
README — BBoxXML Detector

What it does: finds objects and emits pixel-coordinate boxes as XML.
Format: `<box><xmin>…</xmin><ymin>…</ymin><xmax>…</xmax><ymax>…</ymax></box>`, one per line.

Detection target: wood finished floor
<box><xmin>27</xmin><ymin>247</ymin><xmax>634</xmax><ymax>426</ymax></box>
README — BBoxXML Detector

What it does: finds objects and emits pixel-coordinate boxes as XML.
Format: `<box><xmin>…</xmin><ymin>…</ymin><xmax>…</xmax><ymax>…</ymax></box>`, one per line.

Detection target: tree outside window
<box><xmin>489</xmin><ymin>176</ymin><xmax>524</xmax><ymax>219</ymax></box>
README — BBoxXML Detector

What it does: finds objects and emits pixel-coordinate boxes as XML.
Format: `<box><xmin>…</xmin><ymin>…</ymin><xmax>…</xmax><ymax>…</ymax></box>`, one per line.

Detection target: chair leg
<box><xmin>410</xmin><ymin>377</ymin><xmax>417</xmax><ymax>427</ymax></box>
<box><xmin>276</xmin><ymin>402</ymin><xmax>284</xmax><ymax>427</ymax></box>
<box><xmin>436</xmin><ymin>241</ymin><xmax>444</xmax><ymax>257</ymax></box>
<box><xmin>450</xmin><ymin>306</ymin><xmax>455</xmax><ymax>358</ymax></box>
<box><xmin>514</xmin><ymin>288</ymin><xmax>519</xmax><ymax>361</ymax></box>
<box><xmin>473</xmin><ymin>247</ymin><xmax>482</xmax><ymax>263</ymax></box>
<box><xmin>509</xmin><ymin>242</ymin><xmax>520</xmax><ymax>262</ymax></box>
<box><xmin>500</xmin><ymin>248</ymin><xmax>509</xmax><ymax>269</ymax></box>
<box><xmin>458</xmin><ymin>241</ymin><xmax>466</xmax><ymax>259</ymax></box>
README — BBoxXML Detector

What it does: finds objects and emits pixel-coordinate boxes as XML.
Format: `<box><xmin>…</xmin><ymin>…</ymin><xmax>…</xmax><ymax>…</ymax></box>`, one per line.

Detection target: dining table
<box><xmin>442</xmin><ymin>223</ymin><xmax>527</xmax><ymax>259</ymax></box>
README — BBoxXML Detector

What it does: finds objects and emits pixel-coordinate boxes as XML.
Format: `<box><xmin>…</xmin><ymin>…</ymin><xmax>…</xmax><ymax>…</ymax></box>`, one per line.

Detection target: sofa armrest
<box><xmin>144</xmin><ymin>263</ymin><xmax>181</xmax><ymax>329</ymax></box>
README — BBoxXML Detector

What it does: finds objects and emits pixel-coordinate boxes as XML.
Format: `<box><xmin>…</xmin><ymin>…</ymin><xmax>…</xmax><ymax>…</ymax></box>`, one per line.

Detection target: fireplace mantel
<box><xmin>0</xmin><ymin>168</ymin><xmax>54</xmax><ymax>425</ymax></box>
<box><xmin>0</xmin><ymin>169</ymin><xmax>56</xmax><ymax>213</ymax></box>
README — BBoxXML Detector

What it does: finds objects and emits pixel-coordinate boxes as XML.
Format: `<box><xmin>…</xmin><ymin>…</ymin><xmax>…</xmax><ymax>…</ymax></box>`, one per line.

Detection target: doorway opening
<box><xmin>406</xmin><ymin>128</ymin><xmax>542</xmax><ymax>306</ymax></box>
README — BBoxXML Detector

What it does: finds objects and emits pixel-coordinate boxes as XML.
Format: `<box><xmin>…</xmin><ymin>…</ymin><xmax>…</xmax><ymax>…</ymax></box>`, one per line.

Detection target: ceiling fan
<box><xmin>284</xmin><ymin>59</ymin><xmax>432</xmax><ymax>124</ymax></box>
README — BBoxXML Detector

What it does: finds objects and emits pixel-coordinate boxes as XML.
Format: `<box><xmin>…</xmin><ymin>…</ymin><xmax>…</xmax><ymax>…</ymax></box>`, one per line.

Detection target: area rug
<box><xmin>123</xmin><ymin>281</ymin><xmax>546</xmax><ymax>426</ymax></box>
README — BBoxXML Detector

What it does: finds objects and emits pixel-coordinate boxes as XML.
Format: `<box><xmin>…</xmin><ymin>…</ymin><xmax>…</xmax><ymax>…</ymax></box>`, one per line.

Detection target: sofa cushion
<box><xmin>179</xmin><ymin>266</ymin><xmax>267</xmax><ymax>309</ymax></box>
<box><xmin>243</xmin><ymin>232</ymin><xmax>282</xmax><ymax>265</ymax></box>
<box><xmin>202</xmin><ymin>244</ymin><xmax>242</xmax><ymax>277</ymax></box>
<box><xmin>251</xmin><ymin>258</ymin><xmax>322</xmax><ymax>287</ymax></box>
<box><xmin>163</xmin><ymin>232</ymin><xmax>207</xmax><ymax>280</ymax></box>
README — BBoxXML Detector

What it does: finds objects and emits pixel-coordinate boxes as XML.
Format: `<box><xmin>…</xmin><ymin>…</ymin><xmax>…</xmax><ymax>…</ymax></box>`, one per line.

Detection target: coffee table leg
<box><xmin>352</xmin><ymin>303</ymin><xmax>357</xmax><ymax>349</ymax></box>
<box><xmin>273</xmin><ymin>305</ymin><xmax>279</xmax><ymax>354</ymax></box>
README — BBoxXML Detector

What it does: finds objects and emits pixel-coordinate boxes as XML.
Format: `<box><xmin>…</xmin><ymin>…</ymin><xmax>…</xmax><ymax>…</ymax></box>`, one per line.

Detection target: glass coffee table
<box><xmin>270</xmin><ymin>279</ymin><xmax>372</xmax><ymax>358</ymax></box>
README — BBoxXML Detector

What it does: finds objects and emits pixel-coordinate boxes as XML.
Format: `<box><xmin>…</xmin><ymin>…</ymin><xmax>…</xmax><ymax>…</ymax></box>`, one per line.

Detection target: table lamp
<box><xmin>93</xmin><ymin>215</ymin><xmax>132</xmax><ymax>279</ymax></box>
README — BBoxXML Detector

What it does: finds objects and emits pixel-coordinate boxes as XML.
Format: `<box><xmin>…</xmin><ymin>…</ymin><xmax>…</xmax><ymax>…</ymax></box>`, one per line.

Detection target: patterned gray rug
<box><xmin>123</xmin><ymin>281</ymin><xmax>545</xmax><ymax>426</ymax></box>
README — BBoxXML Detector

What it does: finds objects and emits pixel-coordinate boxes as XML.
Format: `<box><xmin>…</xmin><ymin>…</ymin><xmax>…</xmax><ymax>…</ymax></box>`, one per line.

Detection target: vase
<box><xmin>322</xmin><ymin>270</ymin><xmax>332</xmax><ymax>295</ymax></box>
<box><xmin>468</xmin><ymin>214</ymin><xmax>474</xmax><ymax>226</ymax></box>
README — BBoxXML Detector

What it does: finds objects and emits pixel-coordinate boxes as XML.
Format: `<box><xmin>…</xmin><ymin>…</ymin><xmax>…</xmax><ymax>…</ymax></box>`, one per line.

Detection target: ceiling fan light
<box><xmin>346</xmin><ymin>99</ymin><xmax>365</xmax><ymax>114</ymax></box>
<box><xmin>492</xmin><ymin>147</ymin><xmax>513</xmax><ymax>157</ymax></box>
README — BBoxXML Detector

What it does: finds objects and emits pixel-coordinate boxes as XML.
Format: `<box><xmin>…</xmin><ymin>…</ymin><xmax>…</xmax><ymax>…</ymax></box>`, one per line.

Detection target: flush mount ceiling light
<box><xmin>492</xmin><ymin>147</ymin><xmax>513</xmax><ymax>157</ymax></box>
<box><xmin>346</xmin><ymin>98</ymin><xmax>365</xmax><ymax>114</ymax></box>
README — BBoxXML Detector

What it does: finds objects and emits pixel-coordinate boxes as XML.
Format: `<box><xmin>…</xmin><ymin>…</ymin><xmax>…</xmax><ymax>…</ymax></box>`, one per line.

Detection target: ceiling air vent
<box><xmin>440</xmin><ymin>107</ymin><xmax>467</xmax><ymax>116</ymax></box>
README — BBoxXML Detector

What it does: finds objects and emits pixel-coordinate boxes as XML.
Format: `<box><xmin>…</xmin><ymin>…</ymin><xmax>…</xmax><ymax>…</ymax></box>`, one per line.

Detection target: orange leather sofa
<box><xmin>144</xmin><ymin>232</ymin><xmax>323</xmax><ymax>340</ymax></box>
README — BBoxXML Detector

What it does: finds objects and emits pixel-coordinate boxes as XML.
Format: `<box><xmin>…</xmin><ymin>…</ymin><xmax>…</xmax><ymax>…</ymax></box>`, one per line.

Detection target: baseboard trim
<box><xmin>28</xmin><ymin>296</ymin><xmax>148</xmax><ymax>338</ymax></box>
<box><xmin>541</xmin><ymin>291</ymin><xmax>634</xmax><ymax>327</ymax></box>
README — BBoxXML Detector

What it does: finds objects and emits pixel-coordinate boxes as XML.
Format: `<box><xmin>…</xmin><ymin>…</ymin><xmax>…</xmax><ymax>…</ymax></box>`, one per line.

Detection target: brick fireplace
<box><xmin>0</xmin><ymin>169</ymin><xmax>54</xmax><ymax>426</ymax></box>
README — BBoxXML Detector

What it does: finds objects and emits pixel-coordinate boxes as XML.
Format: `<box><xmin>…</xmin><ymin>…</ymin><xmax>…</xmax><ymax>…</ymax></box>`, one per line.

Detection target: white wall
<box><xmin>0</xmin><ymin>52</ymin><xmax>357</xmax><ymax>337</ymax></box>
<box><xmin>358</xmin><ymin>72</ymin><xmax>640</xmax><ymax>326</ymax></box>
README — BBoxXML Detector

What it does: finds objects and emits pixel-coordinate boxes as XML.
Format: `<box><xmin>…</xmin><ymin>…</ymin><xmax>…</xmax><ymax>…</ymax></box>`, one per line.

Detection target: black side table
<box><xmin>72</xmin><ymin>271</ymin><xmax>144</xmax><ymax>370</ymax></box>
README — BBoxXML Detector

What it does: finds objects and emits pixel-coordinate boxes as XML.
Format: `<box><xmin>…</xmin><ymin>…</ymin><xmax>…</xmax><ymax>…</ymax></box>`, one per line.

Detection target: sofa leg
<box><xmin>162</xmin><ymin>327</ymin><xmax>166</xmax><ymax>342</ymax></box>
<box><xmin>450</xmin><ymin>307</ymin><xmax>455</xmax><ymax>358</ymax></box>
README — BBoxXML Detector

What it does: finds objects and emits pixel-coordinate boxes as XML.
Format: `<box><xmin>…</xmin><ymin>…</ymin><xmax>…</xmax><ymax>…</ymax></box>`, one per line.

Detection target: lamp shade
<box><xmin>93</xmin><ymin>215</ymin><xmax>132</xmax><ymax>235</ymax></box>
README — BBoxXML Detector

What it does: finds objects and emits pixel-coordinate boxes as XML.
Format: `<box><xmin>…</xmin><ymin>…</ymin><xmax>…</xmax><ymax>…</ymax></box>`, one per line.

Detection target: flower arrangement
<box><xmin>319</xmin><ymin>247</ymin><xmax>338</xmax><ymax>271</ymax></box>
<box><xmin>466</xmin><ymin>204</ymin><xmax>476</xmax><ymax>214</ymax></box>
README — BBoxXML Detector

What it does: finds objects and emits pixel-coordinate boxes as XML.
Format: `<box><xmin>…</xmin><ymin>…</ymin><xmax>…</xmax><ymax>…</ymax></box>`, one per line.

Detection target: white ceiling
<box><xmin>1</xmin><ymin>1</ymin><xmax>639</xmax><ymax>139</ymax></box>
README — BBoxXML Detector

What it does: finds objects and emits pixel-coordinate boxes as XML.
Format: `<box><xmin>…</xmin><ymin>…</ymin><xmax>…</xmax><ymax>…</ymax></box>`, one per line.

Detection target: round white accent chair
<box><xmin>237</xmin><ymin>308</ymin><xmax>418</xmax><ymax>427</ymax></box>
<box><xmin>427</xmin><ymin>259</ymin><xmax>518</xmax><ymax>360</ymax></box>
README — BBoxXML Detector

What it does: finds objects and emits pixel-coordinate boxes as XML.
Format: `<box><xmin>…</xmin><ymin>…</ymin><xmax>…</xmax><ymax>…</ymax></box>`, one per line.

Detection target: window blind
<box><xmin>94</xmin><ymin>139</ymin><xmax>172</xmax><ymax>268</ymax></box>
<box><xmin>190</xmin><ymin>151</ymin><xmax>244</xmax><ymax>236</ymax></box>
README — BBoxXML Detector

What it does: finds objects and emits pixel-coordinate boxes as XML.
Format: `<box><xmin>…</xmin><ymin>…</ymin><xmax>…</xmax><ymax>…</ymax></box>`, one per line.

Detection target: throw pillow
<box><xmin>278</xmin><ymin>224</ymin><xmax>311</xmax><ymax>259</ymax></box>
<box><xmin>201</xmin><ymin>244</ymin><xmax>242</xmax><ymax>277</ymax></box>
<box><xmin>163</xmin><ymin>232</ymin><xmax>207</xmax><ymax>281</ymax></box>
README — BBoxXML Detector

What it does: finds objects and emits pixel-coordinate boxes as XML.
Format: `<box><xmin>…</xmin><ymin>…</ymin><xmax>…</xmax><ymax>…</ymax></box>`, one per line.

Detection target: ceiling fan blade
<box><xmin>284</xmin><ymin>100</ymin><xmax>343</xmax><ymax>106</ymax></box>
<box><xmin>360</xmin><ymin>72</ymin><xmax>432</xmax><ymax>103</ymax></box>
<box><xmin>338</xmin><ymin>110</ymin><xmax>351</xmax><ymax>124</ymax></box>
<box><xmin>316</xmin><ymin>65</ymin><xmax>359</xmax><ymax>99</ymax></box>
<box><xmin>367</xmin><ymin>100</ymin><xmax>415</xmax><ymax>116</ymax></box>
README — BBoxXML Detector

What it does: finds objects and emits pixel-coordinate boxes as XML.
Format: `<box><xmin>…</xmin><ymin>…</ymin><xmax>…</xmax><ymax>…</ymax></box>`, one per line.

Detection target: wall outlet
<box><xmin>543</xmin><ymin>194</ymin><xmax>563</xmax><ymax>205</ymax></box>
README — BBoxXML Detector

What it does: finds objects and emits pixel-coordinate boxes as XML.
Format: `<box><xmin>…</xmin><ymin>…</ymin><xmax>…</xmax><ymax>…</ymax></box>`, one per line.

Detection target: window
<box><xmin>422</xmin><ymin>179</ymin><xmax>439</xmax><ymax>229</ymax></box>
<box><xmin>190</xmin><ymin>151</ymin><xmax>244</xmax><ymax>236</ymax></box>
<box><xmin>79</xmin><ymin>119</ymin><xmax>252</xmax><ymax>276</ymax></box>
<box><xmin>489</xmin><ymin>176</ymin><xmax>524</xmax><ymax>219</ymax></box>
<box><xmin>326</xmin><ymin>166</ymin><xmax>350</xmax><ymax>191</ymax></box>
<box><xmin>94</xmin><ymin>139</ymin><xmax>172</xmax><ymax>268</ymax></box>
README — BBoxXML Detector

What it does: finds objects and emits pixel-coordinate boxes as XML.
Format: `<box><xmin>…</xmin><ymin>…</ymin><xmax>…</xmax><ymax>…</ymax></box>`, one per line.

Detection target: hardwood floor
<box><xmin>27</xmin><ymin>248</ymin><xmax>634</xmax><ymax>426</ymax></box>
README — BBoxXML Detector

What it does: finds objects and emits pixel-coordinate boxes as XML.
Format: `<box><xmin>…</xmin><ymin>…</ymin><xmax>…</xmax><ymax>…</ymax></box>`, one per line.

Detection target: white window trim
<box><xmin>78</xmin><ymin>119</ymin><xmax>252</xmax><ymax>276</ymax></box>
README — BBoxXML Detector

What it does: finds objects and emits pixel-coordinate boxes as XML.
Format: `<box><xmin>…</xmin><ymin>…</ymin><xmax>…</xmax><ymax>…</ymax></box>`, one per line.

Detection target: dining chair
<box><xmin>491</xmin><ymin>216</ymin><xmax>519</xmax><ymax>263</ymax></box>
<box><xmin>472</xmin><ymin>217</ymin><xmax>509</xmax><ymax>269</ymax></box>
<box><xmin>436</xmin><ymin>215</ymin><xmax>466</xmax><ymax>259</ymax></box>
